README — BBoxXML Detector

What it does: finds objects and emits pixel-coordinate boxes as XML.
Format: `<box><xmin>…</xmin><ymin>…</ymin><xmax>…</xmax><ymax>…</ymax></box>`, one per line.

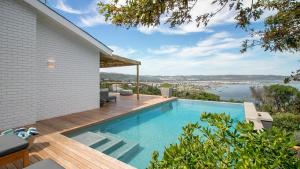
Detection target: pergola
<box><xmin>100</xmin><ymin>53</ymin><xmax>141</xmax><ymax>100</ymax></box>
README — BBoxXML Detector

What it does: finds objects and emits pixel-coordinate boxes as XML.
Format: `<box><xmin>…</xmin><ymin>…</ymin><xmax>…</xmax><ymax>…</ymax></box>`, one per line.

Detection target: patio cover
<box><xmin>100</xmin><ymin>52</ymin><xmax>141</xmax><ymax>100</ymax></box>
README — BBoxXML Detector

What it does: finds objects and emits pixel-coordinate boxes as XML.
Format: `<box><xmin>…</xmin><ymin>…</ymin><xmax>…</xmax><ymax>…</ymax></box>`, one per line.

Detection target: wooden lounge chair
<box><xmin>24</xmin><ymin>159</ymin><xmax>64</xmax><ymax>169</ymax></box>
<box><xmin>0</xmin><ymin>135</ymin><xmax>29</xmax><ymax>167</ymax></box>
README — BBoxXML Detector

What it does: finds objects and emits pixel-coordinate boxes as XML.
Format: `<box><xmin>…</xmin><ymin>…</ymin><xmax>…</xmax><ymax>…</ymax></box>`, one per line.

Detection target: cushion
<box><xmin>120</xmin><ymin>90</ymin><xmax>133</xmax><ymax>96</ymax></box>
<box><xmin>25</xmin><ymin>159</ymin><xmax>64</xmax><ymax>169</ymax></box>
<box><xmin>0</xmin><ymin>135</ymin><xmax>29</xmax><ymax>157</ymax></box>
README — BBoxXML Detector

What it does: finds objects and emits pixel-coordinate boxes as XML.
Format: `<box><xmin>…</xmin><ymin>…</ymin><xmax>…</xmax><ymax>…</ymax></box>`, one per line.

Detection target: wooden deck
<box><xmin>0</xmin><ymin>94</ymin><xmax>174</xmax><ymax>169</ymax></box>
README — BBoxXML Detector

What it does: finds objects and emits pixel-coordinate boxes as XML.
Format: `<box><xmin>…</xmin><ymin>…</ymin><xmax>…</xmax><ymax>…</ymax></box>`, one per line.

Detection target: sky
<box><xmin>46</xmin><ymin>0</ymin><xmax>299</xmax><ymax>76</ymax></box>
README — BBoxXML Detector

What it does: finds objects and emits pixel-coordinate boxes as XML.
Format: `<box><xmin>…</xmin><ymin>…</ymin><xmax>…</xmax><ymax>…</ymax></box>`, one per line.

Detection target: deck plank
<box><xmin>2</xmin><ymin>94</ymin><xmax>173</xmax><ymax>169</ymax></box>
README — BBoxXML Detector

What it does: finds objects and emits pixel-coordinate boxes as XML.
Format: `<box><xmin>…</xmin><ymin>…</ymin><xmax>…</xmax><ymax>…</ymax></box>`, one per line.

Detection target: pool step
<box><xmin>72</xmin><ymin>131</ymin><xmax>140</xmax><ymax>160</ymax></box>
<box><xmin>93</xmin><ymin>133</ymin><xmax>124</xmax><ymax>154</ymax></box>
<box><xmin>72</xmin><ymin>131</ymin><xmax>107</xmax><ymax>147</ymax></box>
<box><xmin>109</xmin><ymin>141</ymin><xmax>139</xmax><ymax>160</ymax></box>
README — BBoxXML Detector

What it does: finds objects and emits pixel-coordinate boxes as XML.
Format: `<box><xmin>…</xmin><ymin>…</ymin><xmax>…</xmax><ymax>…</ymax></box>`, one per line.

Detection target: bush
<box><xmin>273</xmin><ymin>113</ymin><xmax>300</xmax><ymax>131</ymax></box>
<box><xmin>160</xmin><ymin>83</ymin><xmax>172</xmax><ymax>88</ymax></box>
<box><xmin>148</xmin><ymin>113</ymin><xmax>299</xmax><ymax>168</ymax></box>
<box><xmin>250</xmin><ymin>84</ymin><xmax>300</xmax><ymax>114</ymax></box>
<box><xmin>295</xmin><ymin>131</ymin><xmax>300</xmax><ymax>146</ymax></box>
<box><xmin>173</xmin><ymin>90</ymin><xmax>220</xmax><ymax>101</ymax></box>
<box><xmin>133</xmin><ymin>85</ymin><xmax>161</xmax><ymax>95</ymax></box>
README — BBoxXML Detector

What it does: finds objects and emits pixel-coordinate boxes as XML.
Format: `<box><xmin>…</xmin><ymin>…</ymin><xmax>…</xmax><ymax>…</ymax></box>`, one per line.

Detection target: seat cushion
<box><xmin>25</xmin><ymin>159</ymin><xmax>64</xmax><ymax>169</ymax></box>
<box><xmin>0</xmin><ymin>135</ymin><xmax>29</xmax><ymax>157</ymax></box>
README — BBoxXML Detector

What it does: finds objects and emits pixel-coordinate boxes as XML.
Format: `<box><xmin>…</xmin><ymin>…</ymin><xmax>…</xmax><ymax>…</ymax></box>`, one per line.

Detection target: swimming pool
<box><xmin>66</xmin><ymin>99</ymin><xmax>245</xmax><ymax>169</ymax></box>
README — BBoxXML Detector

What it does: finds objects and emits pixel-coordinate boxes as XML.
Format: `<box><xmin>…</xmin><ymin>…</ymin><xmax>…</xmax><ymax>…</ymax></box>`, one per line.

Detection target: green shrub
<box><xmin>173</xmin><ymin>90</ymin><xmax>220</xmax><ymax>101</ymax></box>
<box><xmin>272</xmin><ymin>113</ymin><xmax>300</xmax><ymax>131</ymax></box>
<box><xmin>132</xmin><ymin>85</ymin><xmax>161</xmax><ymax>95</ymax></box>
<box><xmin>148</xmin><ymin>113</ymin><xmax>299</xmax><ymax>169</ymax></box>
<box><xmin>295</xmin><ymin>131</ymin><xmax>300</xmax><ymax>146</ymax></box>
<box><xmin>160</xmin><ymin>83</ymin><xmax>172</xmax><ymax>88</ymax></box>
<box><xmin>251</xmin><ymin>84</ymin><xmax>300</xmax><ymax>114</ymax></box>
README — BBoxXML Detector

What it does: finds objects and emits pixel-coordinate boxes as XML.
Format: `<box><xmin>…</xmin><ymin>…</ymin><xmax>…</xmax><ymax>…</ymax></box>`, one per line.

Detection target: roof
<box><xmin>100</xmin><ymin>54</ymin><xmax>141</xmax><ymax>68</ymax></box>
<box><xmin>24</xmin><ymin>0</ymin><xmax>113</xmax><ymax>55</ymax></box>
<box><xmin>24</xmin><ymin>0</ymin><xmax>141</xmax><ymax>68</ymax></box>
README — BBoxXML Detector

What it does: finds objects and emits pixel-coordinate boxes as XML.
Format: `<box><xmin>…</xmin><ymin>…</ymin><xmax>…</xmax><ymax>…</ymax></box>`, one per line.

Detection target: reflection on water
<box><xmin>160</xmin><ymin>102</ymin><xmax>173</xmax><ymax>112</ymax></box>
<box><xmin>207</xmin><ymin>81</ymin><xmax>300</xmax><ymax>101</ymax></box>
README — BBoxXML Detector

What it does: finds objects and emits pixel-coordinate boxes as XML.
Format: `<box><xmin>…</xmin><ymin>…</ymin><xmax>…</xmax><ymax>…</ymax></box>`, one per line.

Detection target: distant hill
<box><xmin>100</xmin><ymin>72</ymin><xmax>286</xmax><ymax>82</ymax></box>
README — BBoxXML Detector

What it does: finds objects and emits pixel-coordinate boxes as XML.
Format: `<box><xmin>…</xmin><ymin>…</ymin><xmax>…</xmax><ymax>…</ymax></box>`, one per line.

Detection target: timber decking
<box><xmin>0</xmin><ymin>94</ymin><xmax>174</xmax><ymax>169</ymax></box>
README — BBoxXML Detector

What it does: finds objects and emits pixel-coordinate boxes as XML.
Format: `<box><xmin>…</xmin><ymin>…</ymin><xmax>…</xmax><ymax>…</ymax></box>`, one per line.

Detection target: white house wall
<box><xmin>36</xmin><ymin>15</ymin><xmax>100</xmax><ymax>120</ymax></box>
<box><xmin>0</xmin><ymin>0</ymin><xmax>38</xmax><ymax>129</ymax></box>
<box><xmin>0</xmin><ymin>0</ymin><xmax>100</xmax><ymax>129</ymax></box>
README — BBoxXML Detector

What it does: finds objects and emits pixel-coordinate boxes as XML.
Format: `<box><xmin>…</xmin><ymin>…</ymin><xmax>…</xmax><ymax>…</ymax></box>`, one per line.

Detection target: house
<box><xmin>0</xmin><ymin>0</ymin><xmax>140</xmax><ymax>129</ymax></box>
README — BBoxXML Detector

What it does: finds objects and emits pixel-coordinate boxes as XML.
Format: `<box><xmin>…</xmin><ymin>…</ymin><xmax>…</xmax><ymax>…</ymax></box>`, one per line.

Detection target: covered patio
<box><xmin>100</xmin><ymin>53</ymin><xmax>141</xmax><ymax>100</ymax></box>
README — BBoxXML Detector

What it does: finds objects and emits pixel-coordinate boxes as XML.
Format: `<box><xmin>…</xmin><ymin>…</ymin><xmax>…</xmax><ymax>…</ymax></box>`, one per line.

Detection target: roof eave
<box><xmin>24</xmin><ymin>0</ymin><xmax>113</xmax><ymax>55</ymax></box>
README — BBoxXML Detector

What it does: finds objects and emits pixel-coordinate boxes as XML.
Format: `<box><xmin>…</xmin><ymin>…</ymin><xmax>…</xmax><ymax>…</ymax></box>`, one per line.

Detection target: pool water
<box><xmin>68</xmin><ymin>99</ymin><xmax>245</xmax><ymax>169</ymax></box>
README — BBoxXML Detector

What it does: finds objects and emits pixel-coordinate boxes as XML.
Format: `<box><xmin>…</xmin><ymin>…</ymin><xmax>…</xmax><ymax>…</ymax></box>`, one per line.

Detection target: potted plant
<box><xmin>160</xmin><ymin>83</ymin><xmax>173</xmax><ymax>98</ymax></box>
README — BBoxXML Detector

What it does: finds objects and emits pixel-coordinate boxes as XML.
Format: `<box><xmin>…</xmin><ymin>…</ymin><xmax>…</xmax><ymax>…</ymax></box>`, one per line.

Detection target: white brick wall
<box><xmin>36</xmin><ymin>15</ymin><xmax>100</xmax><ymax>120</ymax></box>
<box><xmin>0</xmin><ymin>0</ymin><xmax>100</xmax><ymax>129</ymax></box>
<box><xmin>0</xmin><ymin>0</ymin><xmax>37</xmax><ymax>129</ymax></box>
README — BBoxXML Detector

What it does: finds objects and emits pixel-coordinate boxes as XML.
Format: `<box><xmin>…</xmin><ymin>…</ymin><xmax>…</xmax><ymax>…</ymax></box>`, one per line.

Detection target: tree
<box><xmin>250</xmin><ymin>84</ymin><xmax>300</xmax><ymax>113</ymax></box>
<box><xmin>148</xmin><ymin>113</ymin><xmax>299</xmax><ymax>168</ymax></box>
<box><xmin>285</xmin><ymin>68</ymin><xmax>300</xmax><ymax>83</ymax></box>
<box><xmin>264</xmin><ymin>84</ymin><xmax>299</xmax><ymax>113</ymax></box>
<box><xmin>98</xmin><ymin>0</ymin><xmax>300</xmax><ymax>53</ymax></box>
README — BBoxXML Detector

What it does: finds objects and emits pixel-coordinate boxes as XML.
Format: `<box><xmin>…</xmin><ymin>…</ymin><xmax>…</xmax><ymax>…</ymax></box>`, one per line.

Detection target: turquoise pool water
<box><xmin>68</xmin><ymin>99</ymin><xmax>245</xmax><ymax>169</ymax></box>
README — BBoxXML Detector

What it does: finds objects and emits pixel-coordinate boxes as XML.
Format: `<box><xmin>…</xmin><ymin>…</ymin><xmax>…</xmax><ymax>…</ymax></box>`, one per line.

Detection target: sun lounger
<box><xmin>0</xmin><ymin>135</ymin><xmax>29</xmax><ymax>167</ymax></box>
<box><xmin>25</xmin><ymin>159</ymin><xmax>64</xmax><ymax>169</ymax></box>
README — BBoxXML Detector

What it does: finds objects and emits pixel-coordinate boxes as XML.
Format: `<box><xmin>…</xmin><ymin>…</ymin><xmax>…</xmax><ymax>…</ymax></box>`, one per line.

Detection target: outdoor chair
<box><xmin>100</xmin><ymin>89</ymin><xmax>117</xmax><ymax>102</ymax></box>
<box><xmin>0</xmin><ymin>135</ymin><xmax>29</xmax><ymax>167</ymax></box>
<box><xmin>24</xmin><ymin>159</ymin><xmax>64</xmax><ymax>169</ymax></box>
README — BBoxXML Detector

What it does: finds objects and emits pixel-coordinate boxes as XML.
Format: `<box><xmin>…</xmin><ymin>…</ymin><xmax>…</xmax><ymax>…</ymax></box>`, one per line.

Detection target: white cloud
<box><xmin>55</xmin><ymin>0</ymin><xmax>84</xmax><ymax>14</ymax></box>
<box><xmin>80</xmin><ymin>15</ymin><xmax>107</xmax><ymax>27</ymax></box>
<box><xmin>102</xmin><ymin>32</ymin><xmax>300</xmax><ymax>75</ymax></box>
<box><xmin>145</xmin><ymin>31</ymin><xmax>245</xmax><ymax>58</ymax></box>
<box><xmin>147</xmin><ymin>45</ymin><xmax>179</xmax><ymax>55</ymax></box>
<box><xmin>137</xmin><ymin>24</ymin><xmax>212</xmax><ymax>35</ymax></box>
<box><xmin>176</xmin><ymin>34</ymin><xmax>245</xmax><ymax>58</ymax></box>
<box><xmin>109</xmin><ymin>45</ymin><xmax>136</xmax><ymax>57</ymax></box>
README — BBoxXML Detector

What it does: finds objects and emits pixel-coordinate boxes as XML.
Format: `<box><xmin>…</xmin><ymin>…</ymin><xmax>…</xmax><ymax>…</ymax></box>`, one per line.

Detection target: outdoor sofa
<box><xmin>120</xmin><ymin>89</ymin><xmax>133</xmax><ymax>96</ymax></box>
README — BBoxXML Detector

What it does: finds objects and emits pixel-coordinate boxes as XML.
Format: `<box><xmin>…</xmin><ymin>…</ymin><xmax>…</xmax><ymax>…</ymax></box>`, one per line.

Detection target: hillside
<box><xmin>100</xmin><ymin>72</ymin><xmax>286</xmax><ymax>82</ymax></box>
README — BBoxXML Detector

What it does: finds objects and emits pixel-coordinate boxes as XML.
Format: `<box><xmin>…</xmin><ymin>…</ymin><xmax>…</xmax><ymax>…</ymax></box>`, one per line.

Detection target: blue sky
<box><xmin>46</xmin><ymin>0</ymin><xmax>299</xmax><ymax>75</ymax></box>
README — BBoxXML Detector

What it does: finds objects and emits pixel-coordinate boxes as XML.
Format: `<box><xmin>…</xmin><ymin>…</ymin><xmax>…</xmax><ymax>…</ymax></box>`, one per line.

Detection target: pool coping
<box><xmin>243</xmin><ymin>102</ymin><xmax>273</xmax><ymax>130</ymax></box>
<box><xmin>56</xmin><ymin>97</ymin><xmax>177</xmax><ymax>169</ymax></box>
<box><xmin>56</xmin><ymin>98</ymin><xmax>269</xmax><ymax>169</ymax></box>
<box><xmin>61</xmin><ymin>97</ymin><xmax>177</xmax><ymax>135</ymax></box>
<box><xmin>178</xmin><ymin>98</ymin><xmax>244</xmax><ymax>105</ymax></box>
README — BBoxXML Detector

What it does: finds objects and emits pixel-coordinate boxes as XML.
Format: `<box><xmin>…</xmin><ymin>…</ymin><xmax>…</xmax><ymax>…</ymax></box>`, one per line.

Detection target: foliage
<box><xmin>134</xmin><ymin>85</ymin><xmax>161</xmax><ymax>95</ymax></box>
<box><xmin>265</xmin><ymin>84</ymin><xmax>299</xmax><ymax>112</ymax></box>
<box><xmin>295</xmin><ymin>131</ymin><xmax>300</xmax><ymax>146</ymax></box>
<box><xmin>121</xmin><ymin>83</ymin><xmax>162</xmax><ymax>95</ymax></box>
<box><xmin>272</xmin><ymin>113</ymin><xmax>300</xmax><ymax>132</ymax></box>
<box><xmin>148</xmin><ymin>113</ymin><xmax>299</xmax><ymax>169</ymax></box>
<box><xmin>98</xmin><ymin>0</ymin><xmax>300</xmax><ymax>53</ymax></box>
<box><xmin>160</xmin><ymin>83</ymin><xmax>172</xmax><ymax>88</ymax></box>
<box><xmin>173</xmin><ymin>90</ymin><xmax>220</xmax><ymax>101</ymax></box>
<box><xmin>100</xmin><ymin>82</ymin><xmax>112</xmax><ymax>89</ymax></box>
<box><xmin>250</xmin><ymin>84</ymin><xmax>300</xmax><ymax>114</ymax></box>
<box><xmin>120</xmin><ymin>83</ymin><xmax>222</xmax><ymax>101</ymax></box>
<box><xmin>285</xmin><ymin>66</ymin><xmax>300</xmax><ymax>83</ymax></box>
